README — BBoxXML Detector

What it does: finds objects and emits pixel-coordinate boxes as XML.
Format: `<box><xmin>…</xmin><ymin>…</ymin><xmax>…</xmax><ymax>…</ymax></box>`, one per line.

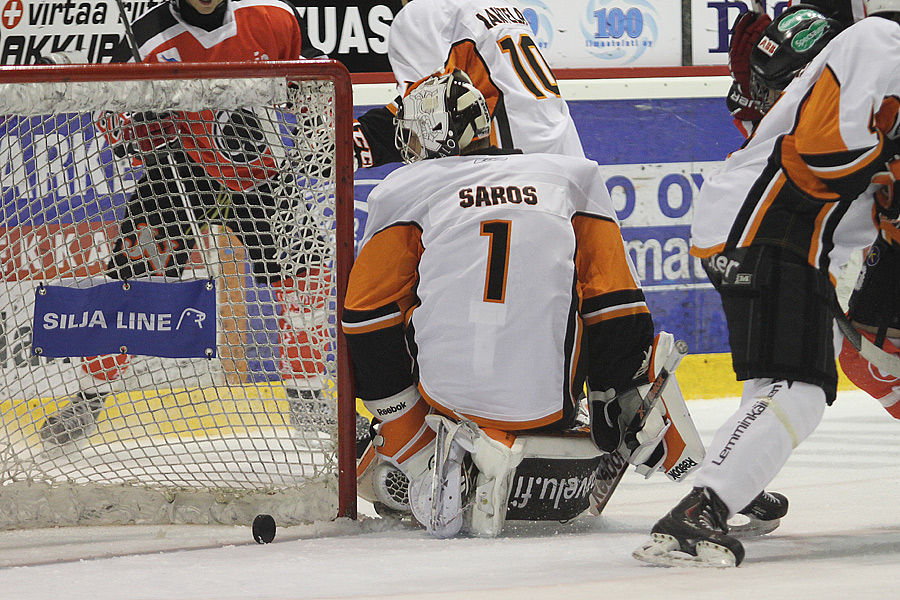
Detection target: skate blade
<box><xmin>729</xmin><ymin>514</ymin><xmax>781</xmax><ymax>538</ymax></box>
<box><xmin>632</xmin><ymin>533</ymin><xmax>737</xmax><ymax>568</ymax></box>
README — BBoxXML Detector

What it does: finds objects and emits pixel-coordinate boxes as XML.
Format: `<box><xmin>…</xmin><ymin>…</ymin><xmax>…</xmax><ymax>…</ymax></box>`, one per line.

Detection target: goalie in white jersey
<box><xmin>634</xmin><ymin>1</ymin><xmax>900</xmax><ymax>568</ymax></box>
<box><xmin>352</xmin><ymin>0</ymin><xmax>583</xmax><ymax>168</ymax></box>
<box><xmin>344</xmin><ymin>69</ymin><xmax>677</xmax><ymax>537</ymax></box>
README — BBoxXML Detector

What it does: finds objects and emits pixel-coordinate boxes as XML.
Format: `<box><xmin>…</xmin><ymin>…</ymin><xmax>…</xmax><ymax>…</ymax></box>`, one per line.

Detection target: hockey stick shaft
<box><xmin>114</xmin><ymin>0</ymin><xmax>142</xmax><ymax>62</ymax></box>
<box><xmin>831</xmin><ymin>292</ymin><xmax>900</xmax><ymax>377</ymax></box>
<box><xmin>748</xmin><ymin>0</ymin><xmax>765</xmax><ymax>13</ymax></box>
<box><xmin>590</xmin><ymin>340</ymin><xmax>689</xmax><ymax>515</ymax></box>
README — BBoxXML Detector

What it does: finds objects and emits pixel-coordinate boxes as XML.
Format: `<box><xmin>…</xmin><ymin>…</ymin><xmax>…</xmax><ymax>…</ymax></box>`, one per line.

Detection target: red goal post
<box><xmin>0</xmin><ymin>60</ymin><xmax>357</xmax><ymax>526</ymax></box>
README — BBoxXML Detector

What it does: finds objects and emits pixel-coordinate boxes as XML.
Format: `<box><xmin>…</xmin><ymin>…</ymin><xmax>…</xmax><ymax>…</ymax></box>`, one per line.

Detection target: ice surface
<box><xmin>0</xmin><ymin>389</ymin><xmax>897</xmax><ymax>599</ymax></box>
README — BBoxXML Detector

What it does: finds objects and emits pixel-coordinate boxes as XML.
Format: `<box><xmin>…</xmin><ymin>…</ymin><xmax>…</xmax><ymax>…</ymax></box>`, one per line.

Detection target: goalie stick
<box><xmin>589</xmin><ymin>339</ymin><xmax>689</xmax><ymax>515</ymax></box>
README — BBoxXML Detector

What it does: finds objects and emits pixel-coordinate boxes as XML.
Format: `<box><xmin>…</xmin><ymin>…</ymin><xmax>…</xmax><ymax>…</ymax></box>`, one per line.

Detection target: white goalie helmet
<box><xmin>395</xmin><ymin>68</ymin><xmax>492</xmax><ymax>163</ymax></box>
<box><xmin>865</xmin><ymin>0</ymin><xmax>900</xmax><ymax>15</ymax></box>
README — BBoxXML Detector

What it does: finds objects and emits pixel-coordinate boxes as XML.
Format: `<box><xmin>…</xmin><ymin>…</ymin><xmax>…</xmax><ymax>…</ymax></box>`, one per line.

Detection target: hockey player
<box><xmin>38</xmin><ymin>0</ymin><xmax>330</xmax><ymax>445</ymax></box>
<box><xmin>739</xmin><ymin>5</ymin><xmax>900</xmax><ymax>424</ymax></box>
<box><xmin>633</xmin><ymin>1</ymin><xmax>900</xmax><ymax>567</ymax></box>
<box><xmin>351</xmin><ymin>0</ymin><xmax>584</xmax><ymax>169</ymax></box>
<box><xmin>344</xmin><ymin>68</ymin><xmax>683</xmax><ymax>538</ymax></box>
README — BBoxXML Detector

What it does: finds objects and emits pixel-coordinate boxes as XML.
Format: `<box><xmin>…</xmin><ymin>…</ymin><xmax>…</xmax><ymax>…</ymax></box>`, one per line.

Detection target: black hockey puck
<box><xmin>252</xmin><ymin>514</ymin><xmax>276</xmax><ymax>544</ymax></box>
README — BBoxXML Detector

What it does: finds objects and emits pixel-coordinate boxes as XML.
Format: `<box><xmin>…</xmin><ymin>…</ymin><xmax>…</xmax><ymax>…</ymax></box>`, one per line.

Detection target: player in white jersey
<box><xmin>634</xmin><ymin>2</ymin><xmax>900</xmax><ymax>567</ymax></box>
<box><xmin>344</xmin><ymin>69</ymin><xmax>676</xmax><ymax>537</ymax></box>
<box><xmin>351</xmin><ymin>0</ymin><xmax>583</xmax><ymax>169</ymax></box>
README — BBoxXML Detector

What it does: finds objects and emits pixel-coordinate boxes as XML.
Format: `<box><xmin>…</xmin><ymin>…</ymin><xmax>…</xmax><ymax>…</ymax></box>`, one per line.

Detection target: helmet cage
<box><xmin>748</xmin><ymin>6</ymin><xmax>840</xmax><ymax>113</ymax></box>
<box><xmin>395</xmin><ymin>69</ymin><xmax>491</xmax><ymax>163</ymax></box>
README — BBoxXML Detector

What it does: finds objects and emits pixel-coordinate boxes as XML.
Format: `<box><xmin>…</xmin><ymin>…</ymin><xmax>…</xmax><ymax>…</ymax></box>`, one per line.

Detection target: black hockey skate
<box><xmin>729</xmin><ymin>490</ymin><xmax>789</xmax><ymax>538</ymax></box>
<box><xmin>38</xmin><ymin>391</ymin><xmax>108</xmax><ymax>446</ymax></box>
<box><xmin>633</xmin><ymin>487</ymin><xmax>745</xmax><ymax>568</ymax></box>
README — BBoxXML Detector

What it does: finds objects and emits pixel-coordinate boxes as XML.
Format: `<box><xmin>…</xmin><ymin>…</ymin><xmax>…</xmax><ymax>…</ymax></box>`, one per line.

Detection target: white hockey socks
<box><xmin>694</xmin><ymin>378</ymin><xmax>826</xmax><ymax>515</ymax></box>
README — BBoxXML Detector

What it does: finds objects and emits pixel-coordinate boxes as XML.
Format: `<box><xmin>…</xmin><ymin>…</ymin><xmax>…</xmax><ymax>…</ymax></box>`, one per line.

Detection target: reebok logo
<box><xmin>666</xmin><ymin>456</ymin><xmax>697</xmax><ymax>481</ymax></box>
<box><xmin>375</xmin><ymin>401</ymin><xmax>407</xmax><ymax>417</ymax></box>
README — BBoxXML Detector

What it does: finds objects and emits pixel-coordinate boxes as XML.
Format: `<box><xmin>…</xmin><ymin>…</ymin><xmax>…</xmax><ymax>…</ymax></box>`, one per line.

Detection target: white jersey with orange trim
<box><xmin>692</xmin><ymin>16</ymin><xmax>900</xmax><ymax>277</ymax></box>
<box><xmin>387</xmin><ymin>0</ymin><xmax>584</xmax><ymax>158</ymax></box>
<box><xmin>343</xmin><ymin>150</ymin><xmax>649</xmax><ymax>429</ymax></box>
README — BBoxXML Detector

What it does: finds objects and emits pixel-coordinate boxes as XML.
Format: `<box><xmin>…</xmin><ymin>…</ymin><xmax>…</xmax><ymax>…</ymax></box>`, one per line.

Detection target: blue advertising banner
<box><xmin>32</xmin><ymin>279</ymin><xmax>217</xmax><ymax>359</ymax></box>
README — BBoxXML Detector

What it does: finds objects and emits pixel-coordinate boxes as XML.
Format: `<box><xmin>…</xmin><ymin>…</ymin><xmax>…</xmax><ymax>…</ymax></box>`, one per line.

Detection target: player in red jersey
<box><xmin>38</xmin><ymin>0</ymin><xmax>334</xmax><ymax>445</ymax></box>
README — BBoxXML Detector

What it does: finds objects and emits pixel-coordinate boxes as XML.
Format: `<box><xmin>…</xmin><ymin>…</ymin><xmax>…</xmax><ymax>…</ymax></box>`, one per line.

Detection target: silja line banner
<box><xmin>31</xmin><ymin>279</ymin><xmax>217</xmax><ymax>359</ymax></box>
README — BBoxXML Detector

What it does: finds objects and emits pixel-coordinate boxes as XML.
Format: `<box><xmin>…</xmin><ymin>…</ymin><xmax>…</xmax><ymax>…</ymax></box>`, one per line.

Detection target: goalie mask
<box><xmin>395</xmin><ymin>69</ymin><xmax>491</xmax><ymax>163</ymax></box>
<box><xmin>749</xmin><ymin>5</ymin><xmax>840</xmax><ymax>113</ymax></box>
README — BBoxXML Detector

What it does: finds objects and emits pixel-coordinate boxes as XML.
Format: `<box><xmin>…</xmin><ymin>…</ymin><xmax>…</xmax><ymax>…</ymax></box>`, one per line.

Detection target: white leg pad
<box><xmin>467</xmin><ymin>429</ymin><xmax>524</xmax><ymax>538</ymax></box>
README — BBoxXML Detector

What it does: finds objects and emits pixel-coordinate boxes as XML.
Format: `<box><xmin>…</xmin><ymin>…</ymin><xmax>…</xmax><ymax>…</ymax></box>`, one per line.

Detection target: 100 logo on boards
<box><xmin>581</xmin><ymin>0</ymin><xmax>660</xmax><ymax>63</ymax></box>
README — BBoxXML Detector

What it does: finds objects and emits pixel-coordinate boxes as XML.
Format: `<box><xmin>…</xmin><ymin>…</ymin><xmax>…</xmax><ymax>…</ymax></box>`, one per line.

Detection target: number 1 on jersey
<box><xmin>480</xmin><ymin>220</ymin><xmax>511</xmax><ymax>303</ymax></box>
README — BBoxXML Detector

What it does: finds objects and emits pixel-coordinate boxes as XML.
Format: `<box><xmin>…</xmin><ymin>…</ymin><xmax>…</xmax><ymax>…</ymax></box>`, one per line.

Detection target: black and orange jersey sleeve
<box><xmin>342</xmin><ymin>223</ymin><xmax>423</xmax><ymax>401</ymax></box>
<box><xmin>573</xmin><ymin>213</ymin><xmax>654</xmax><ymax>393</ymax></box>
<box><xmin>781</xmin><ymin>66</ymin><xmax>893</xmax><ymax>202</ymax></box>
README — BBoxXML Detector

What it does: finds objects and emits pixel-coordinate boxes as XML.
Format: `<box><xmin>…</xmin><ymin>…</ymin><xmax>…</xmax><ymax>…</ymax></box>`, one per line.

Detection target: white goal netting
<box><xmin>0</xmin><ymin>62</ymin><xmax>355</xmax><ymax>528</ymax></box>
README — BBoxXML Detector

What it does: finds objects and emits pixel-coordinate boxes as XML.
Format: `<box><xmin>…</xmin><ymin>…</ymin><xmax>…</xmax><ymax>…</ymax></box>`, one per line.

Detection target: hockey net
<box><xmin>0</xmin><ymin>61</ymin><xmax>356</xmax><ymax>528</ymax></box>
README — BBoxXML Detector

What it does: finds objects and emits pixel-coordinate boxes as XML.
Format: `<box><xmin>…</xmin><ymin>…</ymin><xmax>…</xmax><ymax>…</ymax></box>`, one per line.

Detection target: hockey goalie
<box><xmin>344</xmin><ymin>68</ymin><xmax>709</xmax><ymax>538</ymax></box>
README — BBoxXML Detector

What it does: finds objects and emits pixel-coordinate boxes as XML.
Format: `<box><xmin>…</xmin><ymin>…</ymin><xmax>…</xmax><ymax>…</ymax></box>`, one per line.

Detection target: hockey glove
<box><xmin>728</xmin><ymin>10</ymin><xmax>770</xmax><ymax>122</ymax></box>
<box><xmin>352</xmin><ymin>120</ymin><xmax>374</xmax><ymax>170</ymax></box>
<box><xmin>726</xmin><ymin>81</ymin><xmax>765</xmax><ymax>128</ymax></box>
<box><xmin>729</xmin><ymin>10</ymin><xmax>771</xmax><ymax>93</ymax></box>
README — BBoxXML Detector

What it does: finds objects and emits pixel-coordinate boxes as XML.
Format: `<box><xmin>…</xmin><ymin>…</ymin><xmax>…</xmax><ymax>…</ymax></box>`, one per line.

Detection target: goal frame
<box><xmin>0</xmin><ymin>59</ymin><xmax>358</xmax><ymax>520</ymax></box>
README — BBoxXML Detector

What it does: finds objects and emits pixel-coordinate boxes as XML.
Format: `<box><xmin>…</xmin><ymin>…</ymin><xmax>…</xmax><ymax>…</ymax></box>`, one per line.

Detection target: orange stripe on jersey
<box><xmin>346</xmin><ymin>224</ymin><xmax>423</xmax><ymax>313</ymax></box>
<box><xmin>742</xmin><ymin>172</ymin><xmax>787</xmax><ymax>246</ymax></box>
<box><xmin>807</xmin><ymin>201</ymin><xmax>837</xmax><ymax>265</ymax></box>
<box><xmin>569</xmin><ymin>319</ymin><xmax>583</xmax><ymax>402</ymax></box>
<box><xmin>341</xmin><ymin>314</ymin><xmax>405</xmax><ymax>334</ymax></box>
<box><xmin>783</xmin><ymin>67</ymin><xmax>883</xmax><ymax>200</ymax></box>
<box><xmin>690</xmin><ymin>242</ymin><xmax>727</xmax><ymax>259</ymax></box>
<box><xmin>582</xmin><ymin>304</ymin><xmax>650</xmax><ymax>326</ymax></box>
<box><xmin>875</xmin><ymin>97</ymin><xmax>900</xmax><ymax>138</ymax></box>
<box><xmin>445</xmin><ymin>40</ymin><xmax>502</xmax><ymax>119</ymax></box>
<box><xmin>420</xmin><ymin>387</ymin><xmax>564</xmax><ymax>432</ymax></box>
<box><xmin>572</xmin><ymin>215</ymin><xmax>641</xmax><ymax>298</ymax></box>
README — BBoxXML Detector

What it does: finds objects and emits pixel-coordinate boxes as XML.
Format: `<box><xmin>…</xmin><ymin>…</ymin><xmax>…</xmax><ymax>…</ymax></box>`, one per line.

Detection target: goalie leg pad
<box><xmin>467</xmin><ymin>427</ymin><xmax>524</xmax><ymax>538</ymax></box>
<box><xmin>506</xmin><ymin>433</ymin><xmax>602</xmax><ymax>522</ymax></box>
<box><xmin>408</xmin><ymin>415</ymin><xmax>476</xmax><ymax>538</ymax></box>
